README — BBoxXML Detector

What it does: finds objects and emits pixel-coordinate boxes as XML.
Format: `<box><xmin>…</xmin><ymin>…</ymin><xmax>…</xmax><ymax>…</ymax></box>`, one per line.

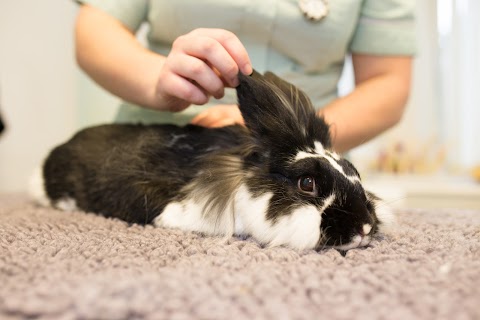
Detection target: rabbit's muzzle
<box><xmin>318</xmin><ymin>192</ymin><xmax>378</xmax><ymax>251</ymax></box>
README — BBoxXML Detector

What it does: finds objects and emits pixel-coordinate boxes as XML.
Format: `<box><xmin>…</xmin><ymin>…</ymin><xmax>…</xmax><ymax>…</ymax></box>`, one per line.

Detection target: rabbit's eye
<box><xmin>298</xmin><ymin>176</ymin><xmax>315</xmax><ymax>194</ymax></box>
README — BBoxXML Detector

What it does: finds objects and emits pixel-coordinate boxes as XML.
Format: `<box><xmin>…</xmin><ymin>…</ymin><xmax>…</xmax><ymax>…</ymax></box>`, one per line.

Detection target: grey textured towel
<box><xmin>1</xmin><ymin>195</ymin><xmax>479</xmax><ymax>320</ymax></box>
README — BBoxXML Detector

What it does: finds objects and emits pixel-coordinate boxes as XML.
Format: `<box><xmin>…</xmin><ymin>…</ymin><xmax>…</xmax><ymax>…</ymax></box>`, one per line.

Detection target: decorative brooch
<box><xmin>298</xmin><ymin>0</ymin><xmax>329</xmax><ymax>22</ymax></box>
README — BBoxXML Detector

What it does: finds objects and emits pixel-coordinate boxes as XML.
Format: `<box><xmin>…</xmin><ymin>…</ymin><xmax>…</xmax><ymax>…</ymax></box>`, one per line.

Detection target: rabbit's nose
<box><xmin>360</xmin><ymin>223</ymin><xmax>372</xmax><ymax>236</ymax></box>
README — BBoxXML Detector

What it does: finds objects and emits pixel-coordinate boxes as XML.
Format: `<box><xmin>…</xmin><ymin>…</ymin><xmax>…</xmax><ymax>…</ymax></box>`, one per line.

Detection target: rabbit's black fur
<box><xmin>33</xmin><ymin>71</ymin><xmax>394</xmax><ymax>251</ymax></box>
<box><xmin>43</xmin><ymin>124</ymin><xmax>247</xmax><ymax>224</ymax></box>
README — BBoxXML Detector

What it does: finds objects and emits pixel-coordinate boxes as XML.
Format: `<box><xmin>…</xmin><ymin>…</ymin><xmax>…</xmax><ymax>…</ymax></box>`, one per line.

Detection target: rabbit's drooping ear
<box><xmin>236</xmin><ymin>71</ymin><xmax>331</xmax><ymax>155</ymax></box>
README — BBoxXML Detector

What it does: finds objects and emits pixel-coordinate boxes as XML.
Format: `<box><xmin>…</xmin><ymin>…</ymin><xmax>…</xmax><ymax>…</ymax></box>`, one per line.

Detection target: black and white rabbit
<box><xmin>31</xmin><ymin>71</ymin><xmax>394</xmax><ymax>251</ymax></box>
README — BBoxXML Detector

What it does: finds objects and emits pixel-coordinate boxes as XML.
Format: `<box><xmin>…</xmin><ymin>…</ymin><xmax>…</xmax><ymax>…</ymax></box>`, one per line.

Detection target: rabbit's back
<box><xmin>42</xmin><ymin>123</ymin><xmax>246</xmax><ymax>224</ymax></box>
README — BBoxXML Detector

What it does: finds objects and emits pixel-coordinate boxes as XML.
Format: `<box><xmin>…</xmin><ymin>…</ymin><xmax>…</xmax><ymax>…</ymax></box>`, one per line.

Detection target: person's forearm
<box><xmin>75</xmin><ymin>5</ymin><xmax>164</xmax><ymax>109</ymax></box>
<box><xmin>318</xmin><ymin>72</ymin><xmax>410</xmax><ymax>153</ymax></box>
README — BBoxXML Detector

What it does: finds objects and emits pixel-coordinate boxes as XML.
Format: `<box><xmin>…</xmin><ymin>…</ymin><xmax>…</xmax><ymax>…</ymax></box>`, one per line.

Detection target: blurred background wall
<box><xmin>0</xmin><ymin>1</ymin><xmax>479</xmax><ymax>208</ymax></box>
<box><xmin>349</xmin><ymin>0</ymin><xmax>480</xmax><ymax>209</ymax></box>
<box><xmin>0</xmin><ymin>0</ymin><xmax>78</xmax><ymax>192</ymax></box>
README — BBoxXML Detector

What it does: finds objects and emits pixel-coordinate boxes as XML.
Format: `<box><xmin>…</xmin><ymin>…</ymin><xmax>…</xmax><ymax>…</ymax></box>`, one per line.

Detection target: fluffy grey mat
<box><xmin>1</xmin><ymin>194</ymin><xmax>479</xmax><ymax>320</ymax></box>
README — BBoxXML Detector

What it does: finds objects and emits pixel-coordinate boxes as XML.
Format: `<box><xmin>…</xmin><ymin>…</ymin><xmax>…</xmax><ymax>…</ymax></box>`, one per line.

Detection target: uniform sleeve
<box><xmin>75</xmin><ymin>0</ymin><xmax>148</xmax><ymax>32</ymax></box>
<box><xmin>349</xmin><ymin>0</ymin><xmax>416</xmax><ymax>55</ymax></box>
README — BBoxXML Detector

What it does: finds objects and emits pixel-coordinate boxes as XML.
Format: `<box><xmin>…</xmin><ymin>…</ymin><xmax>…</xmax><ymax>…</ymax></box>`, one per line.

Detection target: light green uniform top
<box><xmin>77</xmin><ymin>0</ymin><xmax>416</xmax><ymax>125</ymax></box>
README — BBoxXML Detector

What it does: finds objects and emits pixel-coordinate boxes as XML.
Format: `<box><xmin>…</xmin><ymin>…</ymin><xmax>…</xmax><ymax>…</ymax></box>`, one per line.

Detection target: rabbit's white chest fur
<box><xmin>154</xmin><ymin>184</ymin><xmax>336</xmax><ymax>251</ymax></box>
<box><xmin>234</xmin><ymin>185</ymin><xmax>337</xmax><ymax>250</ymax></box>
<box><xmin>153</xmin><ymin>195</ymin><xmax>235</xmax><ymax>237</ymax></box>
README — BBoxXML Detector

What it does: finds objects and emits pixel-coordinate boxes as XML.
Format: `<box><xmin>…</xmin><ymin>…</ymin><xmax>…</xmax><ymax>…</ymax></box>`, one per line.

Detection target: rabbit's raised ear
<box><xmin>236</xmin><ymin>71</ymin><xmax>331</xmax><ymax>156</ymax></box>
<box><xmin>263</xmin><ymin>71</ymin><xmax>315</xmax><ymax>123</ymax></box>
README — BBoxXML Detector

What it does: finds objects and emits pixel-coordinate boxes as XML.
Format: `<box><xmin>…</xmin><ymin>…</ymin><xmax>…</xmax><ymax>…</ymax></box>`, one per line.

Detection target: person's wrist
<box><xmin>141</xmin><ymin>54</ymin><xmax>181</xmax><ymax>111</ymax></box>
<box><xmin>149</xmin><ymin>80</ymin><xmax>193</xmax><ymax>113</ymax></box>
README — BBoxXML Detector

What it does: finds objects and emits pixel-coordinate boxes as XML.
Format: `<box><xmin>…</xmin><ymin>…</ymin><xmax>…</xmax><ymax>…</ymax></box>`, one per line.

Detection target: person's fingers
<box><xmin>181</xmin><ymin>29</ymin><xmax>252</xmax><ymax>82</ymax></box>
<box><xmin>190</xmin><ymin>105</ymin><xmax>245</xmax><ymax>127</ymax></box>
<box><xmin>190</xmin><ymin>29</ymin><xmax>253</xmax><ymax>76</ymax></box>
<box><xmin>156</xmin><ymin>28</ymin><xmax>252</xmax><ymax>110</ymax></box>
<box><xmin>190</xmin><ymin>111</ymin><xmax>209</xmax><ymax>125</ymax></box>
<box><xmin>192</xmin><ymin>113</ymin><xmax>223</xmax><ymax>128</ymax></box>
<box><xmin>157</xmin><ymin>72</ymin><xmax>210</xmax><ymax>108</ymax></box>
<box><xmin>209</xmin><ymin>119</ymin><xmax>237</xmax><ymax>128</ymax></box>
<box><xmin>174</xmin><ymin>35</ymin><xmax>238</xmax><ymax>87</ymax></box>
<box><xmin>167</xmin><ymin>53</ymin><xmax>225</xmax><ymax>99</ymax></box>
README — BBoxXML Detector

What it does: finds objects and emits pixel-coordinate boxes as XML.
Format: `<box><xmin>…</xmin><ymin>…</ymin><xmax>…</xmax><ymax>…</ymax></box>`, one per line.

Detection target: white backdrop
<box><xmin>438</xmin><ymin>0</ymin><xmax>480</xmax><ymax>169</ymax></box>
<box><xmin>0</xmin><ymin>0</ymin><xmax>79</xmax><ymax>192</ymax></box>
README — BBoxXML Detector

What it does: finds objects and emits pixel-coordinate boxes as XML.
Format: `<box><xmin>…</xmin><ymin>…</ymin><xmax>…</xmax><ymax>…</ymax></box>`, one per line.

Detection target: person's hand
<box><xmin>191</xmin><ymin>104</ymin><xmax>244</xmax><ymax>128</ymax></box>
<box><xmin>154</xmin><ymin>28</ymin><xmax>252</xmax><ymax>112</ymax></box>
